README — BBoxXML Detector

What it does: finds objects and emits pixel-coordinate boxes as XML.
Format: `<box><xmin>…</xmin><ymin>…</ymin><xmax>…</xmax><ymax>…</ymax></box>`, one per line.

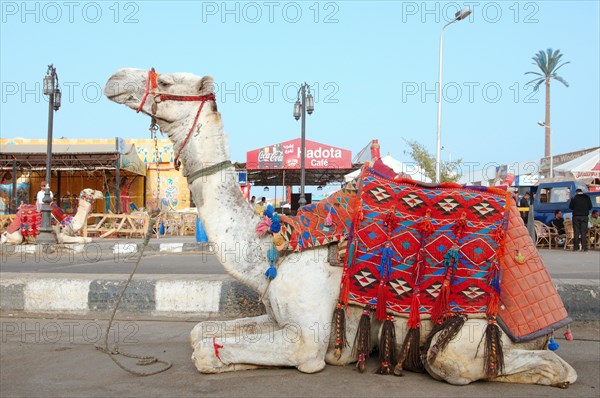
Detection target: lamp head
<box><xmin>306</xmin><ymin>89</ymin><xmax>314</xmax><ymax>115</ymax></box>
<box><xmin>455</xmin><ymin>8</ymin><xmax>472</xmax><ymax>20</ymax></box>
<box><xmin>43</xmin><ymin>74</ymin><xmax>54</xmax><ymax>96</ymax></box>
<box><xmin>53</xmin><ymin>88</ymin><xmax>62</xmax><ymax>110</ymax></box>
<box><xmin>293</xmin><ymin>100</ymin><xmax>301</xmax><ymax>120</ymax></box>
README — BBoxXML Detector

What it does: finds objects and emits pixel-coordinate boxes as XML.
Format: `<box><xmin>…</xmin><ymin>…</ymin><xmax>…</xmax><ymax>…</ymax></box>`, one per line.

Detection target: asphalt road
<box><xmin>0</xmin><ymin>253</ymin><xmax>224</xmax><ymax>274</ymax></box>
<box><xmin>1</xmin><ymin>317</ymin><xmax>599</xmax><ymax>398</ymax></box>
<box><xmin>1</xmin><ymin>248</ymin><xmax>599</xmax><ymax>280</ymax></box>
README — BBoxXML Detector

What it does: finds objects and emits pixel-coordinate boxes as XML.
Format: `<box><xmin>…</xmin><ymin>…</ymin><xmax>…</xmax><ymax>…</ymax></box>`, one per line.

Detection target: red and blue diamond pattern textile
<box><xmin>345</xmin><ymin>169</ymin><xmax>507</xmax><ymax>317</ymax></box>
<box><xmin>273</xmin><ymin>181</ymin><xmax>358</xmax><ymax>251</ymax></box>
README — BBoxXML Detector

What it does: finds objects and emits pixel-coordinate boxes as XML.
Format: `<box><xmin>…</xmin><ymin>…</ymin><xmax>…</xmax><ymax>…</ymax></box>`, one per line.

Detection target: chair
<box><xmin>563</xmin><ymin>220</ymin><xmax>574</xmax><ymax>250</ymax></box>
<box><xmin>181</xmin><ymin>212</ymin><xmax>198</xmax><ymax>236</ymax></box>
<box><xmin>546</xmin><ymin>221</ymin><xmax>568</xmax><ymax>248</ymax></box>
<box><xmin>533</xmin><ymin>221</ymin><xmax>553</xmax><ymax>249</ymax></box>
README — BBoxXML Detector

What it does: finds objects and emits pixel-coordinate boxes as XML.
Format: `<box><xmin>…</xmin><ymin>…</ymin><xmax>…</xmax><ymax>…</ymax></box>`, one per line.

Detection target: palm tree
<box><xmin>525</xmin><ymin>49</ymin><xmax>570</xmax><ymax>158</ymax></box>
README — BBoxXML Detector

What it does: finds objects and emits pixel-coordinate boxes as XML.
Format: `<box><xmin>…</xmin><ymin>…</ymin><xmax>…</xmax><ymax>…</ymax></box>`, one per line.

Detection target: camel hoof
<box><xmin>297</xmin><ymin>359</ymin><xmax>325</xmax><ymax>373</ymax></box>
<box><xmin>553</xmin><ymin>381</ymin><xmax>570</xmax><ymax>389</ymax></box>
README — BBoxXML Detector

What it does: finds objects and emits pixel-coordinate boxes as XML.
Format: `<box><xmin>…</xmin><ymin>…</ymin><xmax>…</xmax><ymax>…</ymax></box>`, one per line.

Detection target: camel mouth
<box><xmin>104</xmin><ymin>88</ymin><xmax>140</xmax><ymax>107</ymax></box>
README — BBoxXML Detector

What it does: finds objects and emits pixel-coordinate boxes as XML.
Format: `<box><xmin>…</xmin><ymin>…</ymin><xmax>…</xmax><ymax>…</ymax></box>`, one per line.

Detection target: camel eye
<box><xmin>158</xmin><ymin>78</ymin><xmax>173</xmax><ymax>87</ymax></box>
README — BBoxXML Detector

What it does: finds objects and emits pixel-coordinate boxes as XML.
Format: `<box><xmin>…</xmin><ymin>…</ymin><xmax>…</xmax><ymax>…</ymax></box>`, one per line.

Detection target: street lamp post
<box><xmin>538</xmin><ymin>121</ymin><xmax>553</xmax><ymax>178</ymax></box>
<box><xmin>36</xmin><ymin>64</ymin><xmax>61</xmax><ymax>244</ymax></box>
<box><xmin>435</xmin><ymin>8</ymin><xmax>472</xmax><ymax>183</ymax></box>
<box><xmin>293</xmin><ymin>83</ymin><xmax>314</xmax><ymax>207</ymax></box>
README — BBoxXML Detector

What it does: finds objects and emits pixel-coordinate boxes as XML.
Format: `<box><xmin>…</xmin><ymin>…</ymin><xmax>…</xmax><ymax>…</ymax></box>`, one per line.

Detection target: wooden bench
<box><xmin>83</xmin><ymin>213</ymin><xmax>150</xmax><ymax>238</ymax></box>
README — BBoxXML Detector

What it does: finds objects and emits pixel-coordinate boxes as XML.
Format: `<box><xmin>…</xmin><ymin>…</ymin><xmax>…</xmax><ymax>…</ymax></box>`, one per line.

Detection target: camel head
<box><xmin>79</xmin><ymin>189</ymin><xmax>104</xmax><ymax>202</ymax></box>
<box><xmin>104</xmin><ymin>68</ymin><xmax>225</xmax><ymax>170</ymax></box>
<box><xmin>104</xmin><ymin>68</ymin><xmax>216</xmax><ymax>125</ymax></box>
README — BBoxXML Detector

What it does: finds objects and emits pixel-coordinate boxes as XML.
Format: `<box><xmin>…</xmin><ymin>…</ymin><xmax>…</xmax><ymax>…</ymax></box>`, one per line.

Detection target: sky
<box><xmin>1</xmin><ymin>0</ymin><xmax>599</xmax><ymax>184</ymax></box>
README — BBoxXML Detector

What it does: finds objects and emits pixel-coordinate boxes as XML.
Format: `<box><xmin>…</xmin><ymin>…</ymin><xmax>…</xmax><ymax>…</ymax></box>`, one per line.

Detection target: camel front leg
<box><xmin>192</xmin><ymin>322</ymin><xmax>328</xmax><ymax>374</ymax></box>
<box><xmin>1</xmin><ymin>231</ymin><xmax>23</xmax><ymax>245</ymax></box>
<box><xmin>189</xmin><ymin>314</ymin><xmax>273</xmax><ymax>348</ymax></box>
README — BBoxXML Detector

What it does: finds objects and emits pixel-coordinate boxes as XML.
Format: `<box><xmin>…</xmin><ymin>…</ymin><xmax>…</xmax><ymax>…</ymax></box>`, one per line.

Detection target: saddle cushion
<box><xmin>497</xmin><ymin>204</ymin><xmax>571</xmax><ymax>342</ymax></box>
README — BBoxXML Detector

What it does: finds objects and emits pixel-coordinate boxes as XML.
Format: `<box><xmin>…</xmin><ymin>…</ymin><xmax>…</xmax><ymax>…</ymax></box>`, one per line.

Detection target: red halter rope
<box><xmin>137</xmin><ymin>68</ymin><xmax>216</xmax><ymax>170</ymax></box>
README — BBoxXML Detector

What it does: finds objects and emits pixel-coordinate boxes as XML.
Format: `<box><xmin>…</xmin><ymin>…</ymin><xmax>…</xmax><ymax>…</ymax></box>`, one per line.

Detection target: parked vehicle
<box><xmin>588</xmin><ymin>192</ymin><xmax>600</xmax><ymax>213</ymax></box>
<box><xmin>530</xmin><ymin>180</ymin><xmax>592</xmax><ymax>225</ymax></box>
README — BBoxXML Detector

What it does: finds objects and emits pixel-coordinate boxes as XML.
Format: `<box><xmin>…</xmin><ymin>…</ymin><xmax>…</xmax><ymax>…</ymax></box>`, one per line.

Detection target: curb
<box><xmin>0</xmin><ymin>274</ymin><xmax>598</xmax><ymax>321</ymax></box>
<box><xmin>554</xmin><ymin>279</ymin><xmax>600</xmax><ymax>321</ymax></box>
<box><xmin>0</xmin><ymin>274</ymin><xmax>264</xmax><ymax>320</ymax></box>
<box><xmin>1</xmin><ymin>241</ymin><xmax>211</xmax><ymax>258</ymax></box>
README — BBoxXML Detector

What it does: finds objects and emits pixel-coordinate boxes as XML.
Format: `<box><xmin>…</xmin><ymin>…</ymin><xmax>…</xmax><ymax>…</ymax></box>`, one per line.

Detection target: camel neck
<box><xmin>171</xmin><ymin>118</ymin><xmax>267</xmax><ymax>293</ymax></box>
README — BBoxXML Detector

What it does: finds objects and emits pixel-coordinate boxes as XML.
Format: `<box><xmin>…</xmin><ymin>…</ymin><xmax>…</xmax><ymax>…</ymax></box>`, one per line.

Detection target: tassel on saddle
<box><xmin>483</xmin><ymin>319</ymin><xmax>504</xmax><ymax>377</ymax></box>
<box><xmin>424</xmin><ymin>314</ymin><xmax>468</xmax><ymax>364</ymax></box>
<box><xmin>352</xmin><ymin>305</ymin><xmax>373</xmax><ymax>373</ymax></box>
<box><xmin>332</xmin><ymin>302</ymin><xmax>347</xmax><ymax>359</ymax></box>
<box><xmin>394</xmin><ymin>293</ymin><xmax>424</xmax><ymax>376</ymax></box>
<box><xmin>375</xmin><ymin>316</ymin><xmax>397</xmax><ymax>375</ymax></box>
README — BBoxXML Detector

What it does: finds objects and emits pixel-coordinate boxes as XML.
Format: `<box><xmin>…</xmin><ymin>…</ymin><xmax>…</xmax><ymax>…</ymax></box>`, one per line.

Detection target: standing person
<box><xmin>569</xmin><ymin>189</ymin><xmax>592</xmax><ymax>251</ymax></box>
<box><xmin>36</xmin><ymin>182</ymin><xmax>53</xmax><ymax>212</ymax></box>
<box><xmin>249</xmin><ymin>196</ymin><xmax>256</xmax><ymax>205</ymax></box>
<box><xmin>519</xmin><ymin>192</ymin><xmax>531</xmax><ymax>225</ymax></box>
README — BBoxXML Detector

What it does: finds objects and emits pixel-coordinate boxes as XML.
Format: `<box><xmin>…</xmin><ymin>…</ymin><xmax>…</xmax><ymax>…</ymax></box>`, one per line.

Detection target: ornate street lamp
<box><xmin>435</xmin><ymin>8</ymin><xmax>471</xmax><ymax>183</ymax></box>
<box><xmin>36</xmin><ymin>65</ymin><xmax>61</xmax><ymax>244</ymax></box>
<box><xmin>293</xmin><ymin>83</ymin><xmax>314</xmax><ymax>207</ymax></box>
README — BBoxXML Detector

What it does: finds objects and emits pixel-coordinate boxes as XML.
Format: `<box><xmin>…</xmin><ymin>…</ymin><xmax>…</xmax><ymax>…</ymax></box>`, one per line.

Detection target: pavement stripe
<box><xmin>24</xmin><ymin>279</ymin><xmax>90</xmax><ymax>312</ymax></box>
<box><xmin>159</xmin><ymin>243</ymin><xmax>184</xmax><ymax>253</ymax></box>
<box><xmin>155</xmin><ymin>280</ymin><xmax>222</xmax><ymax>312</ymax></box>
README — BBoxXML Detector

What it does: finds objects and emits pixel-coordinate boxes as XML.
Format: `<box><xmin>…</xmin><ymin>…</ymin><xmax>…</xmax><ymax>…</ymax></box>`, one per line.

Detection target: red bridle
<box><xmin>137</xmin><ymin>68</ymin><xmax>216</xmax><ymax>170</ymax></box>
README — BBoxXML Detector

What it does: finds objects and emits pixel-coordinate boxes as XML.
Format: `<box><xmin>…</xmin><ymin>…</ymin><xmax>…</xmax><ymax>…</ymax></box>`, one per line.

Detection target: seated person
<box><xmin>590</xmin><ymin>210</ymin><xmax>600</xmax><ymax>228</ymax></box>
<box><xmin>549</xmin><ymin>210</ymin><xmax>566</xmax><ymax>246</ymax></box>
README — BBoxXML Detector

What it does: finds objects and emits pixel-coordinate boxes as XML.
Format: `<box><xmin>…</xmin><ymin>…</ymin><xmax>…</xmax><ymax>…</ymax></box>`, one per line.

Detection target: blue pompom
<box><xmin>263</xmin><ymin>204</ymin><xmax>274</xmax><ymax>218</ymax></box>
<box><xmin>271</xmin><ymin>213</ymin><xmax>281</xmax><ymax>223</ymax></box>
<box><xmin>270</xmin><ymin>221</ymin><xmax>281</xmax><ymax>233</ymax></box>
<box><xmin>265</xmin><ymin>262</ymin><xmax>277</xmax><ymax>280</ymax></box>
<box><xmin>548</xmin><ymin>337</ymin><xmax>559</xmax><ymax>351</ymax></box>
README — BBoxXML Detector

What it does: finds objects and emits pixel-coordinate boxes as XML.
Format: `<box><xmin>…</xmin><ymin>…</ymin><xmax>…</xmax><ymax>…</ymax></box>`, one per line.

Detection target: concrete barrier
<box><xmin>0</xmin><ymin>273</ymin><xmax>597</xmax><ymax>322</ymax></box>
<box><xmin>0</xmin><ymin>273</ymin><xmax>264</xmax><ymax>320</ymax></box>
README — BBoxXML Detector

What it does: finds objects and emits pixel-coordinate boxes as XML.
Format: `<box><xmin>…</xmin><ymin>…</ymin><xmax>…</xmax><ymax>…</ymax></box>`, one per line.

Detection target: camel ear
<box><xmin>199</xmin><ymin>76</ymin><xmax>215</xmax><ymax>95</ymax></box>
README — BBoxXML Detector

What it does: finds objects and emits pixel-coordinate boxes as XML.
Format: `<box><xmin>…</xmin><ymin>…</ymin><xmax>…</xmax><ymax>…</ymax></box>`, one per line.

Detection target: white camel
<box><xmin>1</xmin><ymin>189</ymin><xmax>103</xmax><ymax>245</ymax></box>
<box><xmin>104</xmin><ymin>68</ymin><xmax>576</xmax><ymax>387</ymax></box>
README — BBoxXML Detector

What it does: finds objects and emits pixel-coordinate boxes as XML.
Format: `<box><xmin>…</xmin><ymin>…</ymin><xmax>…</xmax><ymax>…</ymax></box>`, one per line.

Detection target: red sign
<box><xmin>247</xmin><ymin>139</ymin><xmax>352</xmax><ymax>170</ymax></box>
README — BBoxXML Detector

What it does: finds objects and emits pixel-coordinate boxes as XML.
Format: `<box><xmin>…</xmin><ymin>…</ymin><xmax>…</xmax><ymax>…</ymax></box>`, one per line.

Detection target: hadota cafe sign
<box><xmin>247</xmin><ymin>138</ymin><xmax>352</xmax><ymax>169</ymax></box>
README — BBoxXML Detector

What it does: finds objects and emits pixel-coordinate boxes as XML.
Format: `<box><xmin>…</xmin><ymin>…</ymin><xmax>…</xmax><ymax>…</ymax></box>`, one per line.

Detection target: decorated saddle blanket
<box><xmin>340</xmin><ymin>168</ymin><xmax>508</xmax><ymax>320</ymax></box>
<box><xmin>262</xmin><ymin>163</ymin><xmax>570</xmax><ymax>342</ymax></box>
<box><xmin>7</xmin><ymin>203</ymin><xmax>73</xmax><ymax>237</ymax></box>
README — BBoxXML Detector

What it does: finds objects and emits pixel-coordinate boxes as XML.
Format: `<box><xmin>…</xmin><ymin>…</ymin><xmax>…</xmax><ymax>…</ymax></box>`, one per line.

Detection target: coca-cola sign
<box><xmin>258</xmin><ymin>151</ymin><xmax>284</xmax><ymax>162</ymax></box>
<box><xmin>247</xmin><ymin>139</ymin><xmax>352</xmax><ymax>170</ymax></box>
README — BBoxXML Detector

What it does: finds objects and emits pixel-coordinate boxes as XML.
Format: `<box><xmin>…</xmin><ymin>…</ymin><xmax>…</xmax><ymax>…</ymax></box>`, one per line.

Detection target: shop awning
<box><xmin>244</xmin><ymin>138</ymin><xmax>358</xmax><ymax>185</ymax></box>
<box><xmin>0</xmin><ymin>138</ymin><xmax>146</xmax><ymax>176</ymax></box>
<box><xmin>554</xmin><ymin>148</ymin><xmax>600</xmax><ymax>179</ymax></box>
